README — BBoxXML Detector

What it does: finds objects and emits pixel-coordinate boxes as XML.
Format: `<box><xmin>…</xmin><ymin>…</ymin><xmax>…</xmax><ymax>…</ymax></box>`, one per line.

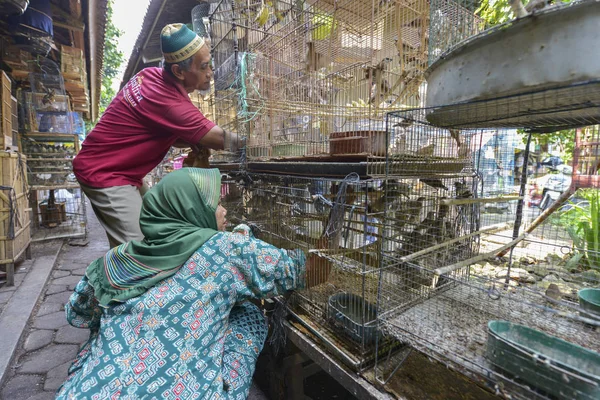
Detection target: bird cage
<box><xmin>375</xmin><ymin>268</ymin><xmax>600</xmax><ymax>399</ymax></box>
<box><xmin>428</xmin><ymin>0</ymin><xmax>483</xmax><ymax>64</ymax></box>
<box><xmin>372</xmin><ymin>85</ymin><xmax>600</xmax><ymax>396</ymax></box>
<box><xmin>224</xmin><ymin>172</ymin><xmax>404</xmax><ymax>370</ymax></box>
<box><xmin>244</xmin><ymin>0</ymin><xmax>430</xmax><ymax>161</ymax></box>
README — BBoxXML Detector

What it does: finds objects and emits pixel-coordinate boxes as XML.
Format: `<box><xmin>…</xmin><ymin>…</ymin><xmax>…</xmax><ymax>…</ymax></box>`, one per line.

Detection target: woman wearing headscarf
<box><xmin>56</xmin><ymin>168</ymin><xmax>324</xmax><ymax>399</ymax></box>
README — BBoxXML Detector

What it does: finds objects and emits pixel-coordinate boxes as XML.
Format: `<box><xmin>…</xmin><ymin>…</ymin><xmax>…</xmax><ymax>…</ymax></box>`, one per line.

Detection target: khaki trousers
<box><xmin>80</xmin><ymin>182</ymin><xmax>149</xmax><ymax>248</ymax></box>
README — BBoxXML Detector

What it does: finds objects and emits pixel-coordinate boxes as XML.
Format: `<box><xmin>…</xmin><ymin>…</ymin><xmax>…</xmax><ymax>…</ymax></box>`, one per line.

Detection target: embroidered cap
<box><xmin>161</xmin><ymin>23</ymin><xmax>206</xmax><ymax>64</ymax></box>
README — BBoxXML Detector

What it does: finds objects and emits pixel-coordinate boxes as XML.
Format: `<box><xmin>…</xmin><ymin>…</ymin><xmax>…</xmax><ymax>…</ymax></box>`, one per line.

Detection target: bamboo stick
<box><xmin>433</xmin><ymin>233</ymin><xmax>529</xmax><ymax>277</ymax></box>
<box><xmin>496</xmin><ymin>190</ymin><xmax>572</xmax><ymax>257</ymax></box>
<box><xmin>440</xmin><ymin>196</ymin><xmax>522</xmax><ymax>206</ymax></box>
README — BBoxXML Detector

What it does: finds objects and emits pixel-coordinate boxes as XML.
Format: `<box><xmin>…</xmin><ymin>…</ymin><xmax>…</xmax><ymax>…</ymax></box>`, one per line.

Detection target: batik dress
<box><xmin>56</xmin><ymin>224</ymin><xmax>306</xmax><ymax>400</ymax></box>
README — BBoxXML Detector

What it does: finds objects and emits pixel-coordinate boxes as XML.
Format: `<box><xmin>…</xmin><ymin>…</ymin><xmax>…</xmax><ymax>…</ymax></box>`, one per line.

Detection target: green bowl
<box><xmin>579</xmin><ymin>288</ymin><xmax>600</xmax><ymax>318</ymax></box>
<box><xmin>487</xmin><ymin>320</ymin><xmax>600</xmax><ymax>399</ymax></box>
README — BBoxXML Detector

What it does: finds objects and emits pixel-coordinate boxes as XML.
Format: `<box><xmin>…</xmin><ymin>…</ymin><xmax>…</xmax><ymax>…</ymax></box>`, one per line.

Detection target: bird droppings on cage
<box><xmin>379</xmin><ymin>269</ymin><xmax>600</xmax><ymax>399</ymax></box>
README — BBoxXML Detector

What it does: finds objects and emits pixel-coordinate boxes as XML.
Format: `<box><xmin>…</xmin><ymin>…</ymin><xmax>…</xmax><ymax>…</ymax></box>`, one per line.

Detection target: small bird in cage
<box><xmin>364</xmin><ymin>58</ymin><xmax>393</xmax><ymax>105</ymax></box>
<box><xmin>41</xmin><ymin>87</ymin><xmax>56</xmax><ymax>107</ymax></box>
<box><xmin>392</xmin><ymin>117</ymin><xmax>413</xmax><ymax>129</ymax></box>
<box><xmin>416</xmin><ymin>142</ymin><xmax>435</xmax><ymax>156</ymax></box>
<box><xmin>398</xmin><ymin>196</ymin><xmax>425</xmax><ymax>226</ymax></box>
<box><xmin>449</xmin><ymin>128</ymin><xmax>461</xmax><ymax>148</ymax></box>
<box><xmin>454</xmin><ymin>181</ymin><xmax>473</xmax><ymax>199</ymax></box>
<box><xmin>545</xmin><ymin>283</ymin><xmax>562</xmax><ymax>301</ymax></box>
<box><xmin>420</xmin><ymin>178</ymin><xmax>448</xmax><ymax>191</ymax></box>
<box><xmin>305</xmin><ymin>41</ymin><xmax>329</xmax><ymax>72</ymax></box>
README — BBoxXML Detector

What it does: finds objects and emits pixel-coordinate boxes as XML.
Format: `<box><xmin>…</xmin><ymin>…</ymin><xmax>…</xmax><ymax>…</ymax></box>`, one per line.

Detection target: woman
<box><xmin>57</xmin><ymin>168</ymin><xmax>322</xmax><ymax>399</ymax></box>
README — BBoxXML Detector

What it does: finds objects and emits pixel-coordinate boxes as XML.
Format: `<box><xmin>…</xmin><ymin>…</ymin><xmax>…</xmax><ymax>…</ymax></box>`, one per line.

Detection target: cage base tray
<box><xmin>248</xmin><ymin>161</ymin><xmax>370</xmax><ymax>178</ymax></box>
<box><xmin>287</xmin><ymin>309</ymin><xmax>403</xmax><ymax>372</ymax></box>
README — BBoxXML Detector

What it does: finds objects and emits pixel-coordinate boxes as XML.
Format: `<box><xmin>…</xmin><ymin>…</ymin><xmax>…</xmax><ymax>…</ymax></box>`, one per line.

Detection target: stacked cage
<box><xmin>242</xmin><ymin>0</ymin><xmax>429</xmax><ymax>160</ymax></box>
<box><xmin>221</xmin><ymin>171</ymin><xmax>406</xmax><ymax>370</ymax></box>
<box><xmin>373</xmin><ymin>22</ymin><xmax>600</xmax><ymax>400</ymax></box>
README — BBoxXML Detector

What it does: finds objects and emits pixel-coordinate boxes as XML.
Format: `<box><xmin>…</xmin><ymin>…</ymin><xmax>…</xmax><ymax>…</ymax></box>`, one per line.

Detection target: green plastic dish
<box><xmin>579</xmin><ymin>288</ymin><xmax>600</xmax><ymax>319</ymax></box>
<box><xmin>487</xmin><ymin>320</ymin><xmax>600</xmax><ymax>399</ymax></box>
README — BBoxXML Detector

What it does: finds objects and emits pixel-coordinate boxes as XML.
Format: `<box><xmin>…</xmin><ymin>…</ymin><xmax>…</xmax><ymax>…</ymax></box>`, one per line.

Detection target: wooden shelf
<box><xmin>30</xmin><ymin>184</ymin><xmax>80</xmax><ymax>191</ymax></box>
<box><xmin>24</xmin><ymin>132</ymin><xmax>78</xmax><ymax>138</ymax></box>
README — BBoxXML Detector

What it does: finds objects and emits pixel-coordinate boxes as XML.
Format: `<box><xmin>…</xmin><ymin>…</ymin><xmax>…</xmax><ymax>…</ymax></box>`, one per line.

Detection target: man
<box><xmin>73</xmin><ymin>23</ymin><xmax>238</xmax><ymax>248</ymax></box>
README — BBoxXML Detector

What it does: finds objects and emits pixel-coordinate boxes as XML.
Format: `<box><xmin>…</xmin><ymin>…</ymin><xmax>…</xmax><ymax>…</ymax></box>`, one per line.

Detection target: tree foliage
<box><xmin>99</xmin><ymin>0</ymin><xmax>124</xmax><ymax>117</ymax></box>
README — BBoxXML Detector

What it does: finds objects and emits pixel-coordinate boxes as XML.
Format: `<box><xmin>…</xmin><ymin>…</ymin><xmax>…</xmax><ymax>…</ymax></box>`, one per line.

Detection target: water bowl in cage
<box><xmin>578</xmin><ymin>288</ymin><xmax>600</xmax><ymax>321</ymax></box>
<box><xmin>327</xmin><ymin>293</ymin><xmax>380</xmax><ymax>345</ymax></box>
<box><xmin>486</xmin><ymin>320</ymin><xmax>600</xmax><ymax>399</ymax></box>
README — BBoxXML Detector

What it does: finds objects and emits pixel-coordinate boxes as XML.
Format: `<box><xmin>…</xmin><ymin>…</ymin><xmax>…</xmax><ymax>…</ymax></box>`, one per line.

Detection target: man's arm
<box><xmin>197</xmin><ymin>125</ymin><xmax>241</xmax><ymax>152</ymax></box>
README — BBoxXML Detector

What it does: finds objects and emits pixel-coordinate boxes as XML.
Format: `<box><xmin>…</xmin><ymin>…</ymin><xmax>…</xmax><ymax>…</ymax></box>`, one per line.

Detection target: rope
<box><xmin>324</xmin><ymin>172</ymin><xmax>360</xmax><ymax>240</ymax></box>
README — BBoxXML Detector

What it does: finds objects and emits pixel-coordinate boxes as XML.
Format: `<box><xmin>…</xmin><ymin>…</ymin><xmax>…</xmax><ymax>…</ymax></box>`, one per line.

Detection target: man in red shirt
<box><xmin>74</xmin><ymin>23</ymin><xmax>238</xmax><ymax>248</ymax></box>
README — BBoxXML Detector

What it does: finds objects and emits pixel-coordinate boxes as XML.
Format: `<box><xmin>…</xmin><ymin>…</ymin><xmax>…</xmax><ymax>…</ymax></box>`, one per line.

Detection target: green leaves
<box><xmin>99</xmin><ymin>0</ymin><xmax>125</xmax><ymax>118</ymax></box>
<box><xmin>556</xmin><ymin>189</ymin><xmax>600</xmax><ymax>271</ymax></box>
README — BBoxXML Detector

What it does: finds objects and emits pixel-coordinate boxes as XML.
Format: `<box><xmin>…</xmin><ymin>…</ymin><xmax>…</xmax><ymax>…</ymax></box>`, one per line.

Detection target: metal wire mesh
<box><xmin>220</xmin><ymin>172</ymin><xmax>403</xmax><ymax>369</ymax></box>
<box><xmin>31</xmin><ymin>187</ymin><xmax>87</xmax><ymax>242</ymax></box>
<box><xmin>428</xmin><ymin>0</ymin><xmax>483</xmax><ymax>64</ymax></box>
<box><xmin>377</xmin><ymin>269</ymin><xmax>600</xmax><ymax>399</ymax></box>
<box><xmin>377</xmin><ymin>105</ymin><xmax>600</xmax><ymax>398</ymax></box>
<box><xmin>236</xmin><ymin>0</ymin><xmax>429</xmax><ymax>160</ymax></box>
<box><xmin>424</xmin><ymin>79</ymin><xmax>600</xmax><ymax>132</ymax></box>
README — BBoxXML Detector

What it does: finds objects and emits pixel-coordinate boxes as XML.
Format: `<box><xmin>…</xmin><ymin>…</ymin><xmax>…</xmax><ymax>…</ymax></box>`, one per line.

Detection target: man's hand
<box><xmin>197</xmin><ymin>125</ymin><xmax>242</xmax><ymax>153</ymax></box>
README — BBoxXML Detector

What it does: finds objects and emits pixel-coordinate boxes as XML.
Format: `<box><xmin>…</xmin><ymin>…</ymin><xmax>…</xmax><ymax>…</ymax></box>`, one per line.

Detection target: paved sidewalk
<box><xmin>0</xmin><ymin>203</ymin><xmax>109</xmax><ymax>400</ymax></box>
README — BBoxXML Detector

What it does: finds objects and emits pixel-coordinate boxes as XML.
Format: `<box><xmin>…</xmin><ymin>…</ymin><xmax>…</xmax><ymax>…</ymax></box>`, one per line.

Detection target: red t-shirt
<box><xmin>73</xmin><ymin>67</ymin><xmax>215</xmax><ymax>188</ymax></box>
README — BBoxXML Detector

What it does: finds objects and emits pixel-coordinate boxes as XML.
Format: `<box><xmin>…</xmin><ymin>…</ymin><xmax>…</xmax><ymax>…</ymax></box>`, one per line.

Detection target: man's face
<box><xmin>182</xmin><ymin>46</ymin><xmax>213</xmax><ymax>93</ymax></box>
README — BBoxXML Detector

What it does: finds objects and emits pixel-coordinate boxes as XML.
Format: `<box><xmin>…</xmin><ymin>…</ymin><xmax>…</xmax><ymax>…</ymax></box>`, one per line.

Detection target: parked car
<box><xmin>539</xmin><ymin>166</ymin><xmax>572</xmax><ymax>211</ymax></box>
<box><xmin>540</xmin><ymin>156</ymin><xmax>564</xmax><ymax>171</ymax></box>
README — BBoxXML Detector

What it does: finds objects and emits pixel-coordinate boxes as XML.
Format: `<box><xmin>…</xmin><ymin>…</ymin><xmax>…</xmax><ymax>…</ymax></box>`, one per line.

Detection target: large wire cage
<box><xmin>239</xmin><ymin>0</ymin><xmax>429</xmax><ymax>160</ymax></box>
<box><xmin>428</xmin><ymin>0</ymin><xmax>483</xmax><ymax>64</ymax></box>
<box><xmin>30</xmin><ymin>187</ymin><xmax>87</xmax><ymax>241</ymax></box>
<box><xmin>374</xmin><ymin>105</ymin><xmax>600</xmax><ymax>399</ymax></box>
<box><xmin>220</xmin><ymin>172</ymin><xmax>405</xmax><ymax>370</ymax></box>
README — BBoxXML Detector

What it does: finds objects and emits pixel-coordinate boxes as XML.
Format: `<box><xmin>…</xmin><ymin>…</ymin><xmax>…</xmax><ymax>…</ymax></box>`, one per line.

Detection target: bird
<box><xmin>420</xmin><ymin>178</ymin><xmax>448</xmax><ymax>191</ymax></box>
<box><xmin>41</xmin><ymin>87</ymin><xmax>55</xmax><ymax>106</ymax></box>
<box><xmin>545</xmin><ymin>283</ymin><xmax>562</xmax><ymax>301</ymax></box>
<box><xmin>416</xmin><ymin>143</ymin><xmax>434</xmax><ymax>157</ymax></box>
<box><xmin>380</xmin><ymin>180</ymin><xmax>411</xmax><ymax>199</ymax></box>
<box><xmin>305</xmin><ymin>41</ymin><xmax>329</xmax><ymax>72</ymax></box>
<box><xmin>392</xmin><ymin>118</ymin><xmax>413</xmax><ymax>129</ymax></box>
<box><xmin>369</xmin><ymin>181</ymin><xmax>411</xmax><ymax>213</ymax></box>
<box><xmin>402</xmin><ymin>196</ymin><xmax>425</xmax><ymax>225</ymax></box>
<box><xmin>364</xmin><ymin>58</ymin><xmax>393</xmax><ymax>105</ymax></box>
<box><xmin>509</xmin><ymin>0</ymin><xmax>528</xmax><ymax>18</ymax></box>
<box><xmin>449</xmin><ymin>129</ymin><xmax>461</xmax><ymax>148</ymax></box>
<box><xmin>525</xmin><ymin>0</ymin><xmax>554</xmax><ymax>13</ymax></box>
<box><xmin>454</xmin><ymin>181</ymin><xmax>473</xmax><ymax>199</ymax></box>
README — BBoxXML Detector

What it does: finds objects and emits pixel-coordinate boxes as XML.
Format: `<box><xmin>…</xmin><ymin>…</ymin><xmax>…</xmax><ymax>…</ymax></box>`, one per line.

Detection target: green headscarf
<box><xmin>86</xmin><ymin>168</ymin><xmax>222</xmax><ymax>306</ymax></box>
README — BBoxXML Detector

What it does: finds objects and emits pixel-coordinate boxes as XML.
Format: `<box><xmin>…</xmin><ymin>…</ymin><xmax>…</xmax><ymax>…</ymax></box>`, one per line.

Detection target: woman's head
<box><xmin>139</xmin><ymin>168</ymin><xmax>223</xmax><ymax>241</ymax></box>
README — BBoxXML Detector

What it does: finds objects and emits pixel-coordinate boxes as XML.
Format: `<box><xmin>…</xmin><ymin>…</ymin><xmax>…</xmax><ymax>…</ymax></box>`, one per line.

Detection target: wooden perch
<box><xmin>398</xmin><ymin>223</ymin><xmax>515</xmax><ymax>264</ymax></box>
<box><xmin>441</xmin><ymin>196</ymin><xmax>522</xmax><ymax>206</ymax></box>
<box><xmin>433</xmin><ymin>232</ymin><xmax>529</xmax><ymax>278</ymax></box>
<box><xmin>496</xmin><ymin>190</ymin><xmax>572</xmax><ymax>257</ymax></box>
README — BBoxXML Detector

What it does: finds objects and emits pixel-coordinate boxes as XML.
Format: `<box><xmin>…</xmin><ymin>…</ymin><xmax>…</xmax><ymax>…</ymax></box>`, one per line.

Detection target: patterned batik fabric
<box><xmin>57</xmin><ymin>224</ymin><xmax>306</xmax><ymax>399</ymax></box>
